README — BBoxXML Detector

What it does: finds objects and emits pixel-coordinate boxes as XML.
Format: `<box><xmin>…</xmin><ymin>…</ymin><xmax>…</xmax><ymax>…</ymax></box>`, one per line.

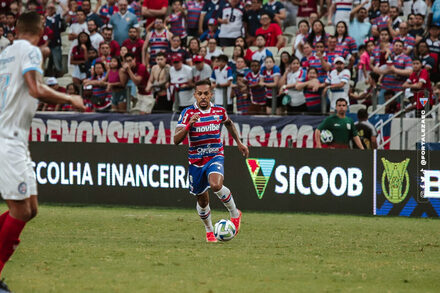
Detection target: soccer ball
<box><xmin>320</xmin><ymin>129</ymin><xmax>333</xmax><ymax>144</ymax></box>
<box><xmin>214</xmin><ymin>219</ymin><xmax>236</xmax><ymax>241</ymax></box>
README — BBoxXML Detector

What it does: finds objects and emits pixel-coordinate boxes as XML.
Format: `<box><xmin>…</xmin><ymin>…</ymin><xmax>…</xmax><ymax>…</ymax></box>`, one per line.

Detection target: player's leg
<box><xmin>208</xmin><ymin>172</ymin><xmax>242</xmax><ymax>233</ymax></box>
<box><xmin>196</xmin><ymin>191</ymin><xmax>215</xmax><ymax>236</ymax></box>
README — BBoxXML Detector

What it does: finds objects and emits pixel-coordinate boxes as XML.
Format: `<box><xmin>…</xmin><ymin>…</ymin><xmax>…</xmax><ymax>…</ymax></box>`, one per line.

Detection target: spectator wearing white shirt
<box><xmin>279</xmin><ymin>56</ymin><xmax>308</xmax><ymax>113</ymax></box>
<box><xmin>218</xmin><ymin>0</ymin><xmax>245</xmax><ymax>46</ymax></box>
<box><xmin>210</xmin><ymin>54</ymin><xmax>233</xmax><ymax>111</ymax></box>
<box><xmin>192</xmin><ymin>55</ymin><xmax>213</xmax><ymax>82</ymax></box>
<box><xmin>205</xmin><ymin>38</ymin><xmax>223</xmax><ymax>61</ymax></box>
<box><xmin>252</xmin><ymin>34</ymin><xmax>273</xmax><ymax>64</ymax></box>
<box><xmin>324</xmin><ymin>56</ymin><xmax>351</xmax><ymax>111</ymax></box>
<box><xmin>87</xmin><ymin>19</ymin><xmax>104</xmax><ymax>50</ymax></box>
<box><xmin>169</xmin><ymin>55</ymin><xmax>195</xmax><ymax>111</ymax></box>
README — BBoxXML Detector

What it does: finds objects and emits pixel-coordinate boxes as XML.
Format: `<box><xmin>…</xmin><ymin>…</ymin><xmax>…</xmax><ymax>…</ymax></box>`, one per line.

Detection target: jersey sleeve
<box><xmin>273</xmin><ymin>65</ymin><xmax>281</xmax><ymax>76</ymax></box>
<box><xmin>419</xmin><ymin>69</ymin><xmax>429</xmax><ymax>83</ymax></box>
<box><xmin>221</xmin><ymin>107</ymin><xmax>229</xmax><ymax>123</ymax></box>
<box><xmin>317</xmin><ymin>117</ymin><xmax>330</xmax><ymax>130</ymax></box>
<box><xmin>177</xmin><ymin>108</ymin><xmax>190</xmax><ymax>127</ymax></box>
<box><xmin>21</xmin><ymin>45</ymin><xmax>43</xmax><ymax>76</ymax></box>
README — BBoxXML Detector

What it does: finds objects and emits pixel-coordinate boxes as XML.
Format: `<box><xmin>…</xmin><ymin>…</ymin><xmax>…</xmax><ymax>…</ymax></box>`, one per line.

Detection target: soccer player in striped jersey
<box><xmin>174</xmin><ymin>79</ymin><xmax>249</xmax><ymax>243</ymax></box>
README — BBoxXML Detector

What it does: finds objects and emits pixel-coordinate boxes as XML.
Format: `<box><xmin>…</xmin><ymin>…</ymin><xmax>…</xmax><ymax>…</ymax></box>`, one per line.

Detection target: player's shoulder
<box><xmin>211</xmin><ymin>104</ymin><xmax>227</xmax><ymax>113</ymax></box>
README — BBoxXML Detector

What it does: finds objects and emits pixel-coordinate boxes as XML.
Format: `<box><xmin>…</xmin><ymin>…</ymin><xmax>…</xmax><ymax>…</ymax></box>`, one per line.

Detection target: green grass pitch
<box><xmin>1</xmin><ymin>204</ymin><xmax>440</xmax><ymax>292</ymax></box>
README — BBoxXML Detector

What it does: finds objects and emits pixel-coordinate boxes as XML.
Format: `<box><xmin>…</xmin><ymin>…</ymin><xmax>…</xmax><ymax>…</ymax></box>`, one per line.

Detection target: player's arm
<box><xmin>353</xmin><ymin>136</ymin><xmax>365</xmax><ymax>150</ymax></box>
<box><xmin>174</xmin><ymin>113</ymin><xmax>200</xmax><ymax>145</ymax></box>
<box><xmin>314</xmin><ymin>128</ymin><xmax>322</xmax><ymax>148</ymax></box>
<box><xmin>224</xmin><ymin>118</ymin><xmax>249</xmax><ymax>158</ymax></box>
<box><xmin>24</xmin><ymin>70</ymin><xmax>85</xmax><ymax>110</ymax></box>
<box><xmin>371</xmin><ymin>135</ymin><xmax>378</xmax><ymax>149</ymax></box>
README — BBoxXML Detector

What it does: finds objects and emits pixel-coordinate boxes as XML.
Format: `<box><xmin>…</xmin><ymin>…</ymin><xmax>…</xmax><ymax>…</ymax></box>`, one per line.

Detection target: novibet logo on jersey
<box><xmin>246</xmin><ymin>158</ymin><xmax>276</xmax><ymax>199</ymax></box>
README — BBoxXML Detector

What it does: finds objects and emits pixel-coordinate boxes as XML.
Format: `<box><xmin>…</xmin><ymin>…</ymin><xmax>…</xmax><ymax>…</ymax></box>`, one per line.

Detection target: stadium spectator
<box><xmin>358</xmin><ymin>40</ymin><xmax>375</xmax><ymax>82</ymax></box>
<box><xmin>68</xmin><ymin>9</ymin><xmax>88</xmax><ymax>47</ymax></box>
<box><xmin>354</xmin><ymin>108</ymin><xmax>378</xmax><ymax>149</ymax></box>
<box><xmin>122</xmin><ymin>52</ymin><xmax>154</xmax><ymax>114</ymax></box>
<box><xmin>375</xmin><ymin>39</ymin><xmax>413</xmax><ymax>104</ymax></box>
<box><xmin>205</xmin><ymin>38</ymin><xmax>223</xmax><ymax>61</ymax></box>
<box><xmin>42</xmin><ymin>77</ymin><xmax>66</xmax><ymax>111</ymax></box>
<box><xmin>70</xmin><ymin>31</ymin><xmax>91</xmax><ymax>86</ymax></box>
<box><xmin>324</xmin><ymin>56</ymin><xmax>351</xmax><ymax>111</ymax></box>
<box><xmin>245</xmin><ymin>60</ymin><xmax>266</xmax><ymax>114</ymax></box>
<box><xmin>65</xmin><ymin>0</ymin><xmax>79</xmax><ymax>24</ymax></box>
<box><xmin>296</xmin><ymin>0</ymin><xmax>319</xmax><ymax>21</ymax></box>
<box><xmin>101</xmin><ymin>25</ymin><xmax>120</xmax><ymax>56</ymax></box>
<box><xmin>243</xmin><ymin>0</ymin><xmax>262</xmax><ymax>46</ymax></box>
<box><xmin>45</xmin><ymin>1</ymin><xmax>66</xmax><ymax>77</ymax></box>
<box><xmin>305</xmin><ymin>41</ymin><xmax>330</xmax><ymax>83</ymax></box>
<box><xmin>371</xmin><ymin>0</ymin><xmax>390</xmax><ymax>38</ymax></box>
<box><xmin>296</xmin><ymin>67</ymin><xmax>325</xmax><ymax>112</ymax></box>
<box><xmin>306</xmin><ymin>20</ymin><xmax>328</xmax><ymax>47</ymax></box>
<box><xmin>229</xmin><ymin>45</ymin><xmax>244</xmax><ymax>72</ymax></box>
<box><xmin>402</xmin><ymin>58</ymin><xmax>433</xmax><ymax>117</ymax></box>
<box><xmin>409</xmin><ymin>13</ymin><xmax>425</xmax><ymax>43</ymax></box>
<box><xmin>142</xmin><ymin>17</ymin><xmax>172</xmax><ymax>66</ymax></box>
<box><xmin>82</xmin><ymin>0</ymin><xmax>104</xmax><ymax>27</ymax></box>
<box><xmin>218</xmin><ymin>0</ymin><xmax>244</xmax><ymax>46</ymax></box>
<box><xmin>0</xmin><ymin>26</ymin><xmax>9</xmax><ymax>52</ymax></box>
<box><xmin>85</xmin><ymin>47</ymin><xmax>99</xmax><ymax>77</ymax></box>
<box><xmin>105</xmin><ymin>56</ymin><xmax>127</xmax><ymax>112</ymax></box>
<box><xmin>120</xmin><ymin>45</ymin><xmax>129</xmax><ymax>61</ymax></box>
<box><xmin>335</xmin><ymin>21</ymin><xmax>357</xmax><ymax>67</ymax></box>
<box><xmin>232</xmin><ymin>72</ymin><xmax>251</xmax><ymax>114</ymax></box>
<box><xmin>87</xmin><ymin>19</ymin><xmax>104</xmax><ymax>50</ymax></box>
<box><xmin>279</xmin><ymin>51</ymin><xmax>291</xmax><ymax>75</ymax></box>
<box><xmin>388</xmin><ymin>6</ymin><xmax>402</xmax><ymax>35</ymax></box>
<box><xmin>188</xmin><ymin>37</ymin><xmax>201</xmax><ymax>58</ymax></box>
<box><xmin>326</xmin><ymin>36</ymin><xmax>346</xmax><ymax>67</ymax></box>
<box><xmin>263</xmin><ymin>0</ymin><xmax>286</xmax><ymax>27</ymax></box>
<box><xmin>38</xmin><ymin>15</ymin><xmax>53</xmax><ymax>65</ymax></box>
<box><xmin>415</xmin><ymin>41</ymin><xmax>435</xmax><ymax>73</ymax></box>
<box><xmin>168</xmin><ymin>35</ymin><xmax>192</xmax><ymax>65</ymax></box>
<box><xmin>185</xmin><ymin>0</ymin><xmax>205</xmax><ymax>37</ymax></box>
<box><xmin>255</xmin><ymin>11</ymin><xmax>284</xmax><ymax>48</ymax></box>
<box><xmin>200</xmin><ymin>18</ymin><xmax>219</xmax><ymax>42</ymax></box>
<box><xmin>198</xmin><ymin>0</ymin><xmax>226</xmax><ymax>35</ymax></box>
<box><xmin>425</xmin><ymin>24</ymin><xmax>440</xmax><ymax>82</ymax></box>
<box><xmin>142</xmin><ymin>0</ymin><xmax>168</xmax><ymax>29</ymax></box>
<box><xmin>279</xmin><ymin>56</ymin><xmax>307</xmax><ymax>113</ymax></box>
<box><xmin>393</xmin><ymin>22</ymin><xmax>416</xmax><ymax>56</ymax></box>
<box><xmin>235</xmin><ymin>56</ymin><xmax>249</xmax><ymax>76</ymax></box>
<box><xmin>251</xmin><ymin>34</ymin><xmax>273</xmax><ymax>64</ymax></box>
<box><xmin>122</xmin><ymin>26</ymin><xmax>144</xmax><ymax>64</ymax></box>
<box><xmin>170</xmin><ymin>54</ymin><xmax>194</xmax><ymax>111</ymax></box>
<box><xmin>92</xmin><ymin>42</ymin><xmax>112</xmax><ymax>71</ymax></box>
<box><xmin>412</xmin><ymin>0</ymin><xmax>427</xmax><ymax>16</ymax></box>
<box><xmin>4</xmin><ymin>12</ymin><xmax>15</xmax><ymax>35</ymax></box>
<box><xmin>314</xmin><ymin>98</ymin><xmax>364</xmax><ymax>149</ymax></box>
<box><xmin>349</xmin><ymin>2</ymin><xmax>371</xmax><ymax>48</ymax></box>
<box><xmin>146</xmin><ymin>52</ymin><xmax>171</xmax><ymax>112</ymax></box>
<box><xmin>192</xmin><ymin>54</ymin><xmax>212</xmax><ymax>82</ymax></box>
<box><xmin>293</xmin><ymin>19</ymin><xmax>309</xmax><ymax>60</ymax></box>
<box><xmin>83</xmin><ymin>61</ymin><xmax>112</xmax><ymax>112</ymax></box>
<box><xmin>61</xmin><ymin>83</ymin><xmax>81</xmax><ymax>111</ymax></box>
<box><xmin>166</xmin><ymin>0</ymin><xmax>187</xmax><ymax>44</ymax></box>
<box><xmin>260</xmin><ymin>56</ymin><xmax>281</xmax><ymax>114</ymax></box>
<box><xmin>109</xmin><ymin>0</ymin><xmax>138</xmax><ymax>45</ymax></box>
<box><xmin>210</xmin><ymin>54</ymin><xmax>233</xmax><ymax>111</ymax></box>
<box><xmin>327</xmin><ymin>0</ymin><xmax>353</xmax><ymax>27</ymax></box>
<box><xmin>97</xmin><ymin>0</ymin><xmax>119</xmax><ymax>24</ymax></box>
<box><xmin>234</xmin><ymin>36</ymin><xmax>253</xmax><ymax>61</ymax></box>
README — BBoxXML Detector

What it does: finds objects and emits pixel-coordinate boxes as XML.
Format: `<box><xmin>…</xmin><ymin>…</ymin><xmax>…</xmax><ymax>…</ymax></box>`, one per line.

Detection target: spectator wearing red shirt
<box><xmin>403</xmin><ymin>58</ymin><xmax>433</xmax><ymax>117</ymax></box>
<box><xmin>142</xmin><ymin>0</ymin><xmax>168</xmax><ymax>29</ymax></box>
<box><xmin>122</xmin><ymin>52</ymin><xmax>154</xmax><ymax>113</ymax></box>
<box><xmin>122</xmin><ymin>26</ymin><xmax>144</xmax><ymax>64</ymax></box>
<box><xmin>38</xmin><ymin>15</ymin><xmax>54</xmax><ymax>62</ymax></box>
<box><xmin>297</xmin><ymin>0</ymin><xmax>318</xmax><ymax>18</ymax></box>
<box><xmin>101</xmin><ymin>25</ymin><xmax>120</xmax><ymax>56</ymax></box>
<box><xmin>255</xmin><ymin>11</ymin><xmax>284</xmax><ymax>48</ymax></box>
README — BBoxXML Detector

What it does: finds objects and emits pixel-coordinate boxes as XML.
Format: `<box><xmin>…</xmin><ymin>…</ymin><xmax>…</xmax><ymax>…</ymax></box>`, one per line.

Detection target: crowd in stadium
<box><xmin>1</xmin><ymin>0</ymin><xmax>440</xmax><ymax>115</ymax></box>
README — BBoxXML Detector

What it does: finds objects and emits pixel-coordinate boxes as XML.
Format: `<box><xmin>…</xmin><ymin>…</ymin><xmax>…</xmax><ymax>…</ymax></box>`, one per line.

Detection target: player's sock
<box><xmin>214</xmin><ymin>186</ymin><xmax>239</xmax><ymax>218</ymax></box>
<box><xmin>196</xmin><ymin>202</ymin><xmax>214</xmax><ymax>233</ymax></box>
<box><xmin>0</xmin><ymin>211</ymin><xmax>9</xmax><ymax>229</ymax></box>
<box><xmin>0</xmin><ymin>214</ymin><xmax>26</xmax><ymax>276</ymax></box>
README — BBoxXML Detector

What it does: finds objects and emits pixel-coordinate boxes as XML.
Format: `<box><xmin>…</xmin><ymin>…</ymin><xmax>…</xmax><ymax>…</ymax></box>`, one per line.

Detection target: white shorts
<box><xmin>0</xmin><ymin>138</ymin><xmax>38</xmax><ymax>200</ymax></box>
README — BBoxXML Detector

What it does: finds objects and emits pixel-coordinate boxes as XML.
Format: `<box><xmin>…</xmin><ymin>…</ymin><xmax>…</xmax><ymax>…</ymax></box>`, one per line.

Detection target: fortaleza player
<box><xmin>0</xmin><ymin>12</ymin><xmax>85</xmax><ymax>292</ymax></box>
<box><xmin>174</xmin><ymin>79</ymin><xmax>249</xmax><ymax>243</ymax></box>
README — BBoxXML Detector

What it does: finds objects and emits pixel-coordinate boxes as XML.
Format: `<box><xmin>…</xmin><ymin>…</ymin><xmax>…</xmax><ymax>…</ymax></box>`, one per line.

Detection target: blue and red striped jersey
<box><xmin>177</xmin><ymin>103</ymin><xmax>228</xmax><ymax>166</ymax></box>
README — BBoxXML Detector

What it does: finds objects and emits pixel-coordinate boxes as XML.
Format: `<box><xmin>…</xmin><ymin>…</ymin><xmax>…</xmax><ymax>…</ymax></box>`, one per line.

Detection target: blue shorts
<box><xmin>188</xmin><ymin>156</ymin><xmax>224</xmax><ymax>195</ymax></box>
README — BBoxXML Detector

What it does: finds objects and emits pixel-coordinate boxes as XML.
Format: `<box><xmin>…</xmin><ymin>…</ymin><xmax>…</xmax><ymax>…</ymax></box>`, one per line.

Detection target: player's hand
<box><xmin>238</xmin><ymin>142</ymin><xmax>249</xmax><ymax>158</ymax></box>
<box><xmin>69</xmin><ymin>94</ymin><xmax>86</xmax><ymax>112</ymax></box>
<box><xmin>189</xmin><ymin>113</ymin><xmax>200</xmax><ymax>126</ymax></box>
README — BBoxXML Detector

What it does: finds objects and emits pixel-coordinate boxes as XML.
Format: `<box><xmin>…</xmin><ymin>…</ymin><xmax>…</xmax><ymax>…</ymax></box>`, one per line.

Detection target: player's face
<box><xmin>194</xmin><ymin>84</ymin><xmax>212</xmax><ymax>109</ymax></box>
<box><xmin>336</xmin><ymin>101</ymin><xmax>347</xmax><ymax>114</ymax></box>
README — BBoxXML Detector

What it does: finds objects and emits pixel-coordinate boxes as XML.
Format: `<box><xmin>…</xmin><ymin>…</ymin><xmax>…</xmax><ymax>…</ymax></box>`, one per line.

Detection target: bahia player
<box><xmin>174</xmin><ymin>79</ymin><xmax>249</xmax><ymax>243</ymax></box>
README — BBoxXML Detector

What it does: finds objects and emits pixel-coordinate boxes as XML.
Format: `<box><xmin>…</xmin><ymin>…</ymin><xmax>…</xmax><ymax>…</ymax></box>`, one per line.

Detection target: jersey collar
<box><xmin>194</xmin><ymin>102</ymin><xmax>213</xmax><ymax>113</ymax></box>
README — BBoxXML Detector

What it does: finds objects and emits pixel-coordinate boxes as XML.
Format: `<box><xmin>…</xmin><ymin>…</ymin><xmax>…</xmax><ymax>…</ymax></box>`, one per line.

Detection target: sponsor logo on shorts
<box><xmin>18</xmin><ymin>182</ymin><xmax>27</xmax><ymax>195</ymax></box>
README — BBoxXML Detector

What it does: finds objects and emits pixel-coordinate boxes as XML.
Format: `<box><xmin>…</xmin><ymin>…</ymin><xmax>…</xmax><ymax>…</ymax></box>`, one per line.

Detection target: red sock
<box><xmin>0</xmin><ymin>214</ymin><xmax>26</xmax><ymax>276</ymax></box>
<box><xmin>0</xmin><ymin>211</ymin><xmax>9</xmax><ymax>229</ymax></box>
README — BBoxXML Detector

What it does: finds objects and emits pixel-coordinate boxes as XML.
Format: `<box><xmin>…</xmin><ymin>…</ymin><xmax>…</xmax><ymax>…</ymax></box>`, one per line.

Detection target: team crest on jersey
<box><xmin>214</xmin><ymin>115</ymin><xmax>220</xmax><ymax>122</ymax></box>
<box><xmin>347</xmin><ymin>123</ymin><xmax>351</xmax><ymax>130</ymax></box>
<box><xmin>28</xmin><ymin>48</ymin><xmax>41</xmax><ymax>66</ymax></box>
<box><xmin>18</xmin><ymin>182</ymin><xmax>27</xmax><ymax>195</ymax></box>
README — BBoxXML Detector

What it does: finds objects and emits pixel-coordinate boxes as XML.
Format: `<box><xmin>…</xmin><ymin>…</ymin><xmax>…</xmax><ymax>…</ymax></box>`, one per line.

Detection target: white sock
<box><xmin>196</xmin><ymin>202</ymin><xmax>214</xmax><ymax>233</ymax></box>
<box><xmin>214</xmin><ymin>185</ymin><xmax>239</xmax><ymax>218</ymax></box>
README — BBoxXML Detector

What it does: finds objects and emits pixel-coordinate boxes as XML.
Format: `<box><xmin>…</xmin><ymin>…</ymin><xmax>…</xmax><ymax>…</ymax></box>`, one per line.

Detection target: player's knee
<box><xmin>210</xmin><ymin>183</ymin><xmax>223</xmax><ymax>193</ymax></box>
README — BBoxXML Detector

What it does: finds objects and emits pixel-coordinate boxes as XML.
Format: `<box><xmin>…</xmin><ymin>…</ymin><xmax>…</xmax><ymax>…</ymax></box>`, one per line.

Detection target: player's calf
<box><xmin>213</xmin><ymin>186</ymin><xmax>239</xmax><ymax>218</ymax></box>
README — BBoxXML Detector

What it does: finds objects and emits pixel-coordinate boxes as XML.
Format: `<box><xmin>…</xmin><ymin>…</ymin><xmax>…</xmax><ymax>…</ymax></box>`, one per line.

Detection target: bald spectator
<box><xmin>110</xmin><ymin>0</ymin><xmax>139</xmax><ymax>45</ymax></box>
<box><xmin>142</xmin><ymin>0</ymin><xmax>168</xmax><ymax>28</ymax></box>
